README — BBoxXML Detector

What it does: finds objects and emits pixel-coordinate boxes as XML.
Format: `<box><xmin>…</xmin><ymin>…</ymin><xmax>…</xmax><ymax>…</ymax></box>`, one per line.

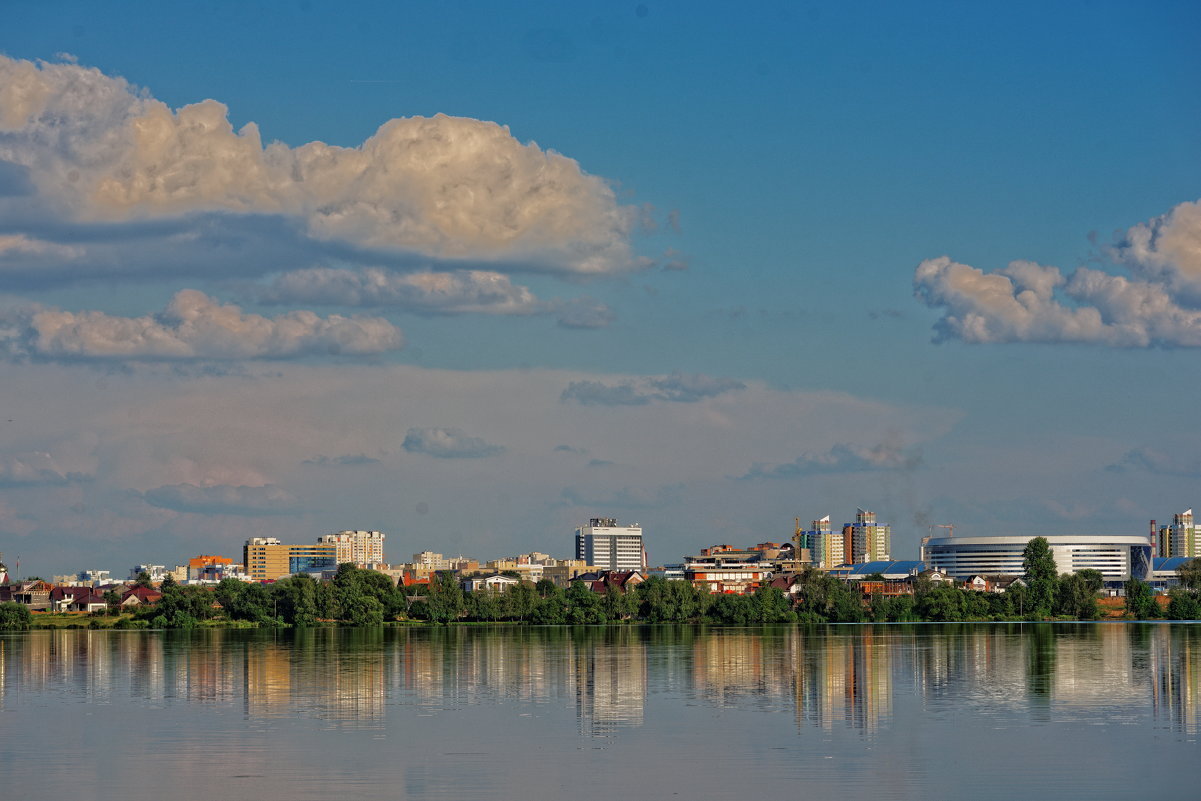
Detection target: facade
<box><xmin>575</xmin><ymin>518</ymin><xmax>646</xmax><ymax>572</ymax></box>
<box><xmin>807</xmin><ymin>516</ymin><xmax>845</xmax><ymax>569</ymax></box>
<box><xmin>243</xmin><ymin>538</ymin><xmax>338</xmax><ymax>581</ymax></box>
<box><xmin>922</xmin><ymin>535</ymin><xmax>1153</xmax><ymax>583</ymax></box>
<box><xmin>847</xmin><ymin>509</ymin><xmax>890</xmax><ymax>563</ymax></box>
<box><xmin>188</xmin><ymin>555</ymin><xmax>233</xmax><ymax>581</ymax></box>
<box><xmin>1156</xmin><ymin>510</ymin><xmax>1198</xmax><ymax>559</ymax></box>
<box><xmin>128</xmin><ymin>564</ymin><xmax>168</xmax><ymax>582</ymax></box>
<box><xmin>318</xmin><ymin>530</ymin><xmax>385</xmax><ymax>566</ymax></box>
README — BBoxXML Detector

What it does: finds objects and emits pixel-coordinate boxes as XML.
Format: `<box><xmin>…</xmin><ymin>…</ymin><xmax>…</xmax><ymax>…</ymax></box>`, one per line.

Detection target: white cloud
<box><xmin>742</xmin><ymin>441</ymin><xmax>922</xmax><ymax>479</ymax></box>
<box><xmin>142</xmin><ymin>483</ymin><xmax>298</xmax><ymax>515</ymax></box>
<box><xmin>0</xmin><ymin>450</ymin><xmax>91</xmax><ymax>487</ymax></box>
<box><xmin>1113</xmin><ymin>199</ymin><xmax>1201</xmax><ymax>296</ymax></box>
<box><xmin>257</xmin><ymin>267</ymin><xmax>541</xmax><ymax>314</ymax></box>
<box><xmin>0</xmin><ymin>55</ymin><xmax>639</xmax><ymax>275</ymax></box>
<box><xmin>0</xmin><ymin>289</ymin><xmax>403</xmax><ymax>360</ymax></box>
<box><xmin>402</xmin><ymin>427</ymin><xmax>505</xmax><ymax>458</ymax></box>
<box><xmin>915</xmin><ymin>199</ymin><xmax>1201</xmax><ymax>348</ymax></box>
<box><xmin>561</xmin><ymin>372</ymin><xmax>745</xmax><ymax>405</ymax></box>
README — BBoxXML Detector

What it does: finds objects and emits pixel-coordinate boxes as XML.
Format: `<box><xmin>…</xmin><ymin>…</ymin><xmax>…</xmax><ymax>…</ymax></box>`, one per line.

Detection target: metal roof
<box><xmin>832</xmin><ymin>560</ymin><xmax>927</xmax><ymax>577</ymax></box>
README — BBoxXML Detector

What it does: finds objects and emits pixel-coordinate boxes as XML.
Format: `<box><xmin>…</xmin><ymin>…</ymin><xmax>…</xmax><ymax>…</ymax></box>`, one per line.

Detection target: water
<box><xmin>0</xmin><ymin>623</ymin><xmax>1197</xmax><ymax>800</ymax></box>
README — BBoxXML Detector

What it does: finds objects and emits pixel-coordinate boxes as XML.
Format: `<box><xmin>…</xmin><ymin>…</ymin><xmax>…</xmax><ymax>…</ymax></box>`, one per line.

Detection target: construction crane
<box><xmin>792</xmin><ymin>517</ymin><xmax>807</xmax><ymax>572</ymax></box>
<box><xmin>934</xmin><ymin>523</ymin><xmax>954</xmax><ymax>537</ymax></box>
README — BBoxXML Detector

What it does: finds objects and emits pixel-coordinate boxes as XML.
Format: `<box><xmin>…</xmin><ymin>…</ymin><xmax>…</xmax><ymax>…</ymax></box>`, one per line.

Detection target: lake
<box><xmin>0</xmin><ymin>623</ymin><xmax>1197</xmax><ymax>800</ymax></box>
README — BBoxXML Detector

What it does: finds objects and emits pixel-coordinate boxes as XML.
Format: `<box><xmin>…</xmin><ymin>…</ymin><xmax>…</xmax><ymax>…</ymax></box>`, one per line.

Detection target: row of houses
<box><xmin>0</xmin><ymin>580</ymin><xmax>162</xmax><ymax>612</ymax></box>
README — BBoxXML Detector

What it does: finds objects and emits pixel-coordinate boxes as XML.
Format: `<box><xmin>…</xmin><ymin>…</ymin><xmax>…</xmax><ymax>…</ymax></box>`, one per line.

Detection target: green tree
<box><xmin>749</xmin><ymin>585</ymin><xmax>795</xmax><ymax>623</ymax></box>
<box><xmin>103</xmin><ymin>588</ymin><xmax>122</xmax><ymax>614</ymax></box>
<box><xmin>424</xmin><ymin>571</ymin><xmax>465</xmax><ymax>624</ymax></box>
<box><xmin>1167</xmin><ymin>588</ymin><xmax>1201</xmax><ymax>620</ymax></box>
<box><xmin>274</xmin><ymin>574</ymin><xmax>319</xmax><ymax>626</ymax></box>
<box><xmin>0</xmin><ymin>601</ymin><xmax>33</xmax><ymax>629</ymax></box>
<box><xmin>503</xmin><ymin>582</ymin><xmax>540</xmax><ymax>622</ymax></box>
<box><xmin>1055</xmin><ymin>571</ymin><xmax>1101</xmax><ymax>620</ymax></box>
<box><xmin>1125</xmin><ymin>579</ymin><xmax>1158</xmax><ymax>619</ymax></box>
<box><xmin>565</xmin><ymin>580</ymin><xmax>605</xmax><ymax>624</ymax></box>
<box><xmin>1022</xmin><ymin>537</ymin><xmax>1058</xmax><ymax>618</ymax></box>
<box><xmin>160</xmin><ymin>573</ymin><xmax>178</xmax><ymax>590</ymax></box>
<box><xmin>133</xmin><ymin>571</ymin><xmax>154</xmax><ymax>589</ymax></box>
<box><xmin>1177</xmin><ymin>558</ymin><xmax>1201</xmax><ymax>592</ymax></box>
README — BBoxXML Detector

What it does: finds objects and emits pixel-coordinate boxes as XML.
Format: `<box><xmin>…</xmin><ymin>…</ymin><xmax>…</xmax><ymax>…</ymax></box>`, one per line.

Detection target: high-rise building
<box><xmin>807</xmin><ymin>515</ymin><xmax>846</xmax><ymax>569</ymax></box>
<box><xmin>848</xmin><ymin>508</ymin><xmax>890</xmax><ymax>563</ymax></box>
<box><xmin>317</xmin><ymin>530</ymin><xmax>386</xmax><ymax>566</ymax></box>
<box><xmin>1158</xmin><ymin>510</ymin><xmax>1198</xmax><ymax>558</ymax></box>
<box><xmin>575</xmin><ymin>518</ymin><xmax>645</xmax><ymax>572</ymax></box>
<box><xmin>244</xmin><ymin>538</ymin><xmax>337</xmax><ymax>581</ymax></box>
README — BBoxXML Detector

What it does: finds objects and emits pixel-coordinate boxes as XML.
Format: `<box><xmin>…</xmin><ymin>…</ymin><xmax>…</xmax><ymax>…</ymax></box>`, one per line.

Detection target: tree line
<box><xmin>5</xmin><ymin>542</ymin><xmax>1200</xmax><ymax>630</ymax></box>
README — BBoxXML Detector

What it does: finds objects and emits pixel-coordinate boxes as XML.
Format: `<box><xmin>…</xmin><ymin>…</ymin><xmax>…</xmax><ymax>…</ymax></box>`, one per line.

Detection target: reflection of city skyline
<box><xmin>1</xmin><ymin>625</ymin><xmax>1199</xmax><ymax>737</ymax></box>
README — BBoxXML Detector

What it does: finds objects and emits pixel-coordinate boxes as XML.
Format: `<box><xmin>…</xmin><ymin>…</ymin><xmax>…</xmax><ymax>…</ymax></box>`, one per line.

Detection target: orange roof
<box><xmin>188</xmin><ymin>554</ymin><xmax>233</xmax><ymax>568</ymax></box>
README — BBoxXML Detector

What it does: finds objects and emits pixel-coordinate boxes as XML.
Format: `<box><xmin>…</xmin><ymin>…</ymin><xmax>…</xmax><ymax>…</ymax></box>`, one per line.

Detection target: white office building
<box><xmin>575</xmin><ymin>518</ymin><xmax>646</xmax><ymax>572</ymax></box>
<box><xmin>922</xmin><ymin>535</ymin><xmax>1153</xmax><ymax>583</ymax></box>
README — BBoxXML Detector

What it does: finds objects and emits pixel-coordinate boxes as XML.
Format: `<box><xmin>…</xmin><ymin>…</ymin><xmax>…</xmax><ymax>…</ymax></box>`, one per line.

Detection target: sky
<box><xmin>0</xmin><ymin>0</ymin><xmax>1199</xmax><ymax>577</ymax></box>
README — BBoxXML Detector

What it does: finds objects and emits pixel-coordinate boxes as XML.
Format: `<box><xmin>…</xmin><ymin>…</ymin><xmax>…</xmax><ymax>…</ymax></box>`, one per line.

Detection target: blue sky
<box><xmin>1</xmin><ymin>0</ymin><xmax>1199</xmax><ymax>575</ymax></box>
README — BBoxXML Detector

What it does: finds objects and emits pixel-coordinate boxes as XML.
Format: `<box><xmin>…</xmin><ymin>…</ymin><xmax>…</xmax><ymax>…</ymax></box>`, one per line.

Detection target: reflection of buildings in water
<box><xmin>796</xmin><ymin>629</ymin><xmax>892</xmax><ymax>734</ymax></box>
<box><xmin>1053</xmin><ymin>625</ymin><xmax>1137</xmax><ymax>704</ymax></box>
<box><xmin>692</xmin><ymin>630</ymin><xmax>792</xmax><ymax>710</ymax></box>
<box><xmin>243</xmin><ymin>641</ymin><xmax>292</xmax><ymax>717</ymax></box>
<box><xmin>573</xmin><ymin>632</ymin><xmax>646</xmax><ymax>736</ymax></box>
<box><xmin>1150</xmin><ymin>626</ymin><xmax>1200</xmax><ymax>735</ymax></box>
<box><xmin>0</xmin><ymin>639</ymin><xmax>5</xmax><ymax>706</ymax></box>
<box><xmin>179</xmin><ymin>633</ymin><xmax>236</xmax><ymax>704</ymax></box>
<box><xmin>331</xmin><ymin>637</ymin><xmax>385</xmax><ymax>722</ymax></box>
<box><xmin>286</xmin><ymin>630</ymin><xmax>385</xmax><ymax>722</ymax></box>
<box><xmin>400</xmin><ymin>630</ymin><xmax>579</xmax><ymax>712</ymax></box>
<box><xmin>125</xmin><ymin>633</ymin><xmax>165</xmax><ymax>702</ymax></box>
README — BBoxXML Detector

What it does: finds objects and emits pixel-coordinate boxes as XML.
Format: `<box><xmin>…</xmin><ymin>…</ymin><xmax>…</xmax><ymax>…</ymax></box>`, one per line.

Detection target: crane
<box><xmin>933</xmin><ymin>523</ymin><xmax>954</xmax><ymax>537</ymax></box>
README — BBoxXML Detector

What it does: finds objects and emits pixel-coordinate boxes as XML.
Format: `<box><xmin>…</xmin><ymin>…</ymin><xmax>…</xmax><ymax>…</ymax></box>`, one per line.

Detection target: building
<box><xmin>921</xmin><ymin>535</ymin><xmax>1153</xmax><ymax>584</ymax></box>
<box><xmin>128</xmin><ymin>564</ymin><xmax>169</xmax><ymax>582</ymax></box>
<box><xmin>847</xmin><ymin>509</ymin><xmax>890</xmax><ymax>564</ymax></box>
<box><xmin>1156</xmin><ymin>510</ymin><xmax>1198</xmax><ymax>559</ymax></box>
<box><xmin>317</xmin><ymin>530</ymin><xmax>385</xmax><ymax>566</ymax></box>
<box><xmin>575</xmin><ymin>518</ymin><xmax>646</xmax><ymax>572</ymax></box>
<box><xmin>189</xmin><ymin>555</ymin><xmax>233</xmax><ymax>581</ymax></box>
<box><xmin>807</xmin><ymin>516</ymin><xmax>845</xmax><ymax>569</ymax></box>
<box><xmin>243</xmin><ymin>538</ymin><xmax>338</xmax><ymax>581</ymax></box>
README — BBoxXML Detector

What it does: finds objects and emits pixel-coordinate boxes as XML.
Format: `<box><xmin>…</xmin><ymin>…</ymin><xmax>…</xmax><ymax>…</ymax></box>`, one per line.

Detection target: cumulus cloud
<box><xmin>915</xmin><ymin>199</ymin><xmax>1201</xmax><ymax>348</ymax></box>
<box><xmin>914</xmin><ymin>256</ymin><xmax>1201</xmax><ymax>347</ymax></box>
<box><xmin>742</xmin><ymin>441</ymin><xmax>922</xmax><ymax>479</ymax></box>
<box><xmin>141</xmin><ymin>483</ymin><xmax>298</xmax><ymax>515</ymax></box>
<box><xmin>0</xmin><ymin>55</ymin><xmax>639</xmax><ymax>275</ymax></box>
<box><xmin>561</xmin><ymin>371</ymin><xmax>745</xmax><ymax>406</ymax></box>
<box><xmin>1105</xmin><ymin>446</ymin><xmax>1201</xmax><ymax>478</ymax></box>
<box><xmin>0</xmin><ymin>450</ymin><xmax>92</xmax><ymax>487</ymax></box>
<box><xmin>257</xmin><ymin>267</ymin><xmax>541</xmax><ymax>314</ymax></box>
<box><xmin>402</xmin><ymin>427</ymin><xmax>504</xmax><ymax>458</ymax></box>
<box><xmin>1113</xmin><ymin>199</ymin><xmax>1201</xmax><ymax>296</ymax></box>
<box><xmin>0</xmin><ymin>289</ymin><xmax>403</xmax><ymax>360</ymax></box>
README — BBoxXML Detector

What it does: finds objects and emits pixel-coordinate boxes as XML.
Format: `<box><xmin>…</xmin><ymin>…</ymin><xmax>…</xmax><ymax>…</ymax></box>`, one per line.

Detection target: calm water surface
<box><xmin>1</xmin><ymin>623</ymin><xmax>1197</xmax><ymax>800</ymax></box>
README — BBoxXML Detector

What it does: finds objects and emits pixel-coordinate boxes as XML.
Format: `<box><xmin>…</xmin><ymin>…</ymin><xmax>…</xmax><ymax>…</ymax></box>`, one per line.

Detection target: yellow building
<box><xmin>243</xmin><ymin>538</ymin><xmax>337</xmax><ymax>581</ymax></box>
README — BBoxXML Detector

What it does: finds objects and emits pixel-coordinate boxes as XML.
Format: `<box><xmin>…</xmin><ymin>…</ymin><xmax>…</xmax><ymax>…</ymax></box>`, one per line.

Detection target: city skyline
<box><xmin>1</xmin><ymin>2</ymin><xmax>1199</xmax><ymax>576</ymax></box>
